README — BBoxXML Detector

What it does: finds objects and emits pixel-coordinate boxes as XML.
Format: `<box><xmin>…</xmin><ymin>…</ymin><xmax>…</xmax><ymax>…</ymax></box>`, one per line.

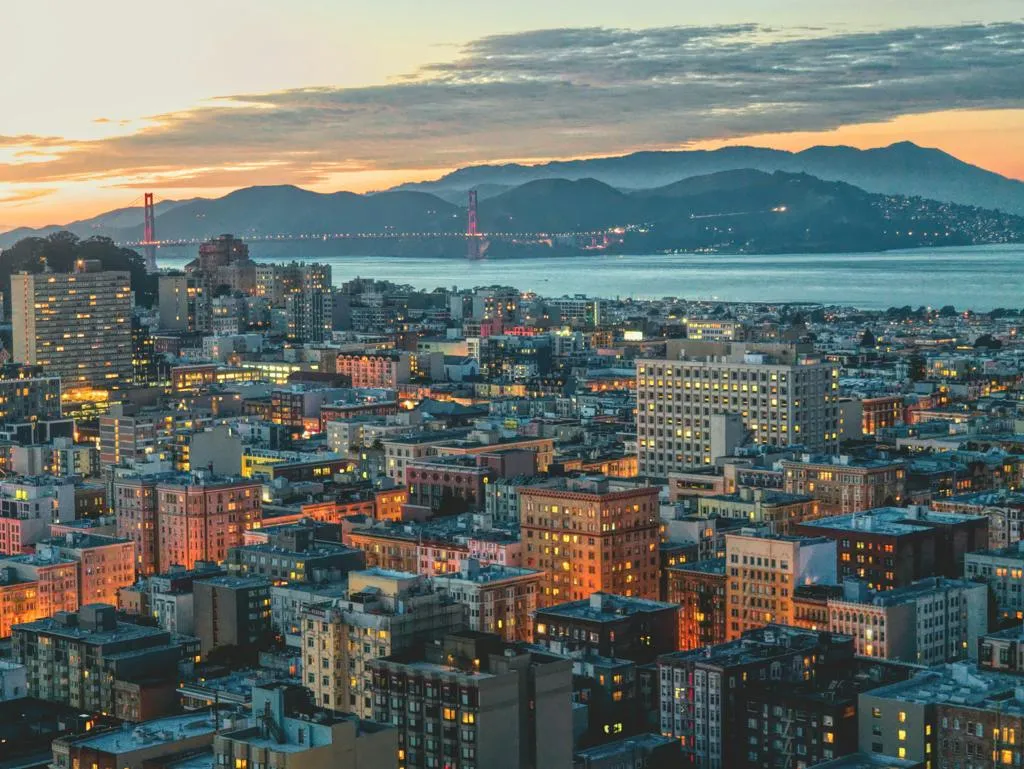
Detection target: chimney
<box><xmin>589</xmin><ymin>592</ymin><xmax>605</xmax><ymax>611</ymax></box>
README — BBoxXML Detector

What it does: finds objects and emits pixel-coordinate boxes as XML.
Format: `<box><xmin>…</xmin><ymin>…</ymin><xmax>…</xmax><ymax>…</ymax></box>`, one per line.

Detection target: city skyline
<box><xmin>2</xmin><ymin>1</ymin><xmax>1024</xmax><ymax>228</ymax></box>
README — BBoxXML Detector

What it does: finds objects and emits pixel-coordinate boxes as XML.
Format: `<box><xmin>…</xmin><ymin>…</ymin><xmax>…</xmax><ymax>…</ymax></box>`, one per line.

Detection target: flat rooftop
<box><xmin>66</xmin><ymin>711</ymin><xmax>224</xmax><ymax>754</ymax></box>
<box><xmin>796</xmin><ymin>507</ymin><xmax>982</xmax><ymax>536</ymax></box>
<box><xmin>538</xmin><ymin>592</ymin><xmax>677</xmax><ymax>622</ymax></box>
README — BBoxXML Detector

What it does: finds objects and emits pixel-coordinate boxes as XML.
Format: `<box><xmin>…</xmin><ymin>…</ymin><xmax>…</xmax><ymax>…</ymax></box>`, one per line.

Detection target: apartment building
<box><xmin>964</xmin><ymin>542</ymin><xmax>1024</xmax><ymax>621</ymax></box>
<box><xmin>781</xmin><ymin>455</ymin><xmax>907</xmax><ymax>514</ymax></box>
<box><xmin>0</xmin><ymin>475</ymin><xmax>77</xmax><ymax>555</ymax></box>
<box><xmin>11</xmin><ymin>263</ymin><xmax>133</xmax><ymax>390</ymax></box>
<box><xmin>637</xmin><ymin>342</ymin><xmax>839</xmax><ymax>476</ymax></box>
<box><xmin>370</xmin><ymin>631</ymin><xmax>573</xmax><ymax>769</ymax></box>
<box><xmin>214</xmin><ymin>682</ymin><xmax>396</xmax><ymax>769</ymax></box>
<box><xmin>724</xmin><ymin>529</ymin><xmax>837</xmax><ymax>640</ymax></box>
<box><xmin>301</xmin><ymin>568</ymin><xmax>465</xmax><ymax>718</ymax></box>
<box><xmin>533</xmin><ymin>592</ymin><xmax>679</xmax><ymax>664</ymax></box>
<box><xmin>35</xmin><ymin>532</ymin><xmax>135</xmax><ymax>607</ymax></box>
<box><xmin>193</xmin><ymin>575</ymin><xmax>272</xmax><ymax>658</ymax></box>
<box><xmin>519</xmin><ymin>476</ymin><xmax>660</xmax><ymax>606</ymax></box>
<box><xmin>114</xmin><ymin>471</ymin><xmax>262</xmax><ymax>574</ymax></box>
<box><xmin>666</xmin><ymin>558</ymin><xmax>727</xmax><ymax>651</ymax></box>
<box><xmin>12</xmin><ymin>603</ymin><xmax>198</xmax><ymax>721</ymax></box>
<box><xmin>335</xmin><ymin>351</ymin><xmax>411</xmax><ymax>388</ymax></box>
<box><xmin>794</xmin><ymin>506</ymin><xmax>988</xmax><ymax>590</ymax></box>
<box><xmin>431</xmin><ymin>560</ymin><xmax>542</xmax><ymax>642</ymax></box>
<box><xmin>0</xmin><ymin>550</ymin><xmax>78</xmax><ymax>633</ymax></box>
<box><xmin>696</xmin><ymin>487</ymin><xmax>820</xmax><ymax>535</ymax></box>
<box><xmin>828</xmin><ymin>577</ymin><xmax>987</xmax><ymax>664</ymax></box>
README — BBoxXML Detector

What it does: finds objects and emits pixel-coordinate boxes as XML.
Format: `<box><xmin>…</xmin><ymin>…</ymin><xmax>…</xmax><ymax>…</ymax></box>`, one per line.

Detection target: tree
<box><xmin>974</xmin><ymin>334</ymin><xmax>1003</xmax><ymax>350</ymax></box>
<box><xmin>938</xmin><ymin>305</ymin><xmax>957</xmax><ymax>318</ymax></box>
<box><xmin>860</xmin><ymin>329</ymin><xmax>876</xmax><ymax>348</ymax></box>
<box><xmin>907</xmin><ymin>353</ymin><xmax>926</xmax><ymax>382</ymax></box>
<box><xmin>0</xmin><ymin>232</ymin><xmax>156</xmax><ymax>312</ymax></box>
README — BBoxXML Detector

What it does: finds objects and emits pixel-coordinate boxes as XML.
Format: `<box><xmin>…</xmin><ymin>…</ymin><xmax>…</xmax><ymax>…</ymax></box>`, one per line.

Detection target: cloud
<box><xmin>1</xmin><ymin>22</ymin><xmax>1022</xmax><ymax>189</ymax></box>
<box><xmin>0</xmin><ymin>187</ymin><xmax>58</xmax><ymax>205</ymax></box>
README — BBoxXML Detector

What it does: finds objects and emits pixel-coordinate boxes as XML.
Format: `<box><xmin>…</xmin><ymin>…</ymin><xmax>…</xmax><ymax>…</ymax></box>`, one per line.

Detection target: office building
<box><xmin>285</xmin><ymin>264</ymin><xmax>334</xmax><ymax>343</ymax></box>
<box><xmin>370</xmin><ymin>631</ymin><xmax>573</xmax><ymax>769</ymax></box>
<box><xmin>519</xmin><ymin>476</ymin><xmax>660</xmax><ymax>606</ymax></box>
<box><xmin>637</xmin><ymin>343</ymin><xmax>839</xmax><ymax>476</ymax></box>
<box><xmin>724</xmin><ymin>528</ymin><xmax>836</xmax><ymax>640</ymax></box>
<box><xmin>12</xmin><ymin>603</ymin><xmax>199</xmax><ymax>721</ymax></box>
<box><xmin>193</xmin><ymin>575</ymin><xmax>272</xmax><ymax>658</ymax></box>
<box><xmin>533</xmin><ymin>592</ymin><xmax>679</xmax><ymax>664</ymax></box>
<box><xmin>214</xmin><ymin>682</ymin><xmax>397</xmax><ymax>769</ymax></box>
<box><xmin>431</xmin><ymin>560</ymin><xmax>543</xmax><ymax>642</ymax></box>
<box><xmin>301</xmin><ymin>569</ymin><xmax>465</xmax><ymax>718</ymax></box>
<box><xmin>781</xmin><ymin>456</ymin><xmax>907</xmax><ymax>514</ymax></box>
<box><xmin>11</xmin><ymin>262</ymin><xmax>133</xmax><ymax>390</ymax></box>
<box><xmin>793</xmin><ymin>506</ymin><xmax>988</xmax><ymax>590</ymax></box>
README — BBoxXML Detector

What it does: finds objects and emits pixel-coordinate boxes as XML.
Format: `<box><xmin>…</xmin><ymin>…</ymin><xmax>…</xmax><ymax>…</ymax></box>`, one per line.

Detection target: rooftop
<box><xmin>796</xmin><ymin>506</ymin><xmax>983</xmax><ymax>536</ymax></box>
<box><xmin>196</xmin><ymin>575</ymin><xmax>271</xmax><ymax>590</ymax></box>
<box><xmin>668</xmin><ymin>557</ymin><xmax>727</xmax><ymax>576</ymax></box>
<box><xmin>538</xmin><ymin>592</ymin><xmax>677</xmax><ymax>622</ymax></box>
<box><xmin>64</xmin><ymin>712</ymin><xmax>227</xmax><ymax>754</ymax></box>
<box><xmin>660</xmin><ymin>625</ymin><xmax>851</xmax><ymax>668</ymax></box>
<box><xmin>865</xmin><ymin>663</ymin><xmax>1024</xmax><ymax>716</ymax></box>
<box><xmin>434</xmin><ymin>563</ymin><xmax>541</xmax><ymax>584</ymax></box>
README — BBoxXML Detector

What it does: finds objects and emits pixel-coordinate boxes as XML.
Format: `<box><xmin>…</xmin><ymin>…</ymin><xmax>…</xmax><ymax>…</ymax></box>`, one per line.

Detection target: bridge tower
<box><xmin>142</xmin><ymin>192</ymin><xmax>158</xmax><ymax>272</ymax></box>
<box><xmin>467</xmin><ymin>189</ymin><xmax>485</xmax><ymax>260</ymax></box>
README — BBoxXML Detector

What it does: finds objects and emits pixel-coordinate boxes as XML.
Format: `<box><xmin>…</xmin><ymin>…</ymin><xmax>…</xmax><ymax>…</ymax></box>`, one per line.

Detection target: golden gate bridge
<box><xmin>127</xmin><ymin>190</ymin><xmax>618</xmax><ymax>270</ymax></box>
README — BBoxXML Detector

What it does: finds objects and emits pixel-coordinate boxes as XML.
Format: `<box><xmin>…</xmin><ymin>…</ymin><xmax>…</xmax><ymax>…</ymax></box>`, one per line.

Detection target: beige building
<box><xmin>301</xmin><ymin>568</ymin><xmax>465</xmax><ymax>718</ymax></box>
<box><xmin>637</xmin><ymin>342</ymin><xmax>839</xmax><ymax>476</ymax></box>
<box><xmin>431</xmin><ymin>561</ymin><xmax>543</xmax><ymax>642</ymax></box>
<box><xmin>215</xmin><ymin>682</ymin><xmax>397</xmax><ymax>769</ymax></box>
<box><xmin>724</xmin><ymin>529</ymin><xmax>836</xmax><ymax>640</ymax></box>
<box><xmin>827</xmin><ymin>577</ymin><xmax>987</xmax><ymax>664</ymax></box>
<box><xmin>11</xmin><ymin>263</ymin><xmax>133</xmax><ymax>391</ymax></box>
<box><xmin>696</xmin><ymin>487</ymin><xmax>820</xmax><ymax>535</ymax></box>
<box><xmin>519</xmin><ymin>476</ymin><xmax>661</xmax><ymax>607</ymax></box>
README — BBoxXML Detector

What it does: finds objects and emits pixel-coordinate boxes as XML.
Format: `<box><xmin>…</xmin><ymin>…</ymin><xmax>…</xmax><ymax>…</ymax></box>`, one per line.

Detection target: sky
<box><xmin>2</xmin><ymin>0</ymin><xmax>1023</xmax><ymax>229</ymax></box>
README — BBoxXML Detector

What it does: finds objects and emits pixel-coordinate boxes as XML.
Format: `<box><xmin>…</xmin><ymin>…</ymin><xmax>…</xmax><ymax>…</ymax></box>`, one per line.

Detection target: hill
<box><xmin>396</xmin><ymin>142</ymin><xmax>1024</xmax><ymax>215</ymax></box>
<box><xmin>2</xmin><ymin>169</ymin><xmax>1023</xmax><ymax>257</ymax></box>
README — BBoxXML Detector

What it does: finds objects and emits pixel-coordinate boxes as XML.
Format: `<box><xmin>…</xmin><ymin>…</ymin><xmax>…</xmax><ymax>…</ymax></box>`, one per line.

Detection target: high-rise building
<box><xmin>301</xmin><ymin>568</ymin><xmax>465</xmax><ymax>718</ymax></box>
<box><xmin>370</xmin><ymin>631</ymin><xmax>573</xmax><ymax>769</ymax></box>
<box><xmin>282</xmin><ymin>263</ymin><xmax>334</xmax><ymax>342</ymax></box>
<box><xmin>658</xmin><ymin>626</ymin><xmax>856</xmax><ymax>769</ymax></box>
<box><xmin>667</xmin><ymin>558</ymin><xmax>727</xmax><ymax>651</ymax></box>
<box><xmin>11</xmin><ymin>262</ymin><xmax>133</xmax><ymax>391</ymax></box>
<box><xmin>155</xmin><ymin>473</ymin><xmax>262</xmax><ymax>572</ymax></box>
<box><xmin>0</xmin><ymin>367</ymin><xmax>62</xmax><ymax>424</ymax></box>
<box><xmin>112</xmin><ymin>473</ymin><xmax>160</xmax><ymax>576</ymax></box>
<box><xmin>518</xmin><ymin>476</ymin><xmax>660</xmax><ymax>606</ymax></box>
<box><xmin>157</xmin><ymin>273</ymin><xmax>208</xmax><ymax>332</ymax></box>
<box><xmin>0</xmin><ymin>475</ymin><xmax>77</xmax><ymax>555</ymax></box>
<box><xmin>724</xmin><ymin>529</ymin><xmax>837</xmax><ymax>640</ymax></box>
<box><xmin>636</xmin><ymin>342</ymin><xmax>839</xmax><ymax>476</ymax></box>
